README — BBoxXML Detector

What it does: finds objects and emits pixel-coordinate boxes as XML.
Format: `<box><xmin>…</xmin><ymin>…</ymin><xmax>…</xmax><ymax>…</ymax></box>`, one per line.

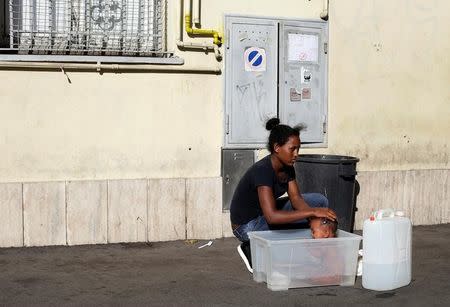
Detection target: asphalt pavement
<box><xmin>0</xmin><ymin>224</ymin><xmax>449</xmax><ymax>306</ymax></box>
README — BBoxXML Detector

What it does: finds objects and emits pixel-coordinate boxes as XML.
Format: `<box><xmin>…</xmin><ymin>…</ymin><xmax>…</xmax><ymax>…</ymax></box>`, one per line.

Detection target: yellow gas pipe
<box><xmin>184</xmin><ymin>14</ymin><xmax>222</xmax><ymax>46</ymax></box>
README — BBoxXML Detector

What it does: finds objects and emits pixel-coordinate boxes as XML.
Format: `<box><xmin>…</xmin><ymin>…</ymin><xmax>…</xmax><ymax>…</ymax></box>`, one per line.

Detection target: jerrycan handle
<box><xmin>375</xmin><ymin>208</ymin><xmax>395</xmax><ymax>219</ymax></box>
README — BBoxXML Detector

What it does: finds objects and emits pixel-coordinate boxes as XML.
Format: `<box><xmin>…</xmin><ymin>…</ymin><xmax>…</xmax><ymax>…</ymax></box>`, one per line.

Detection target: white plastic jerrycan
<box><xmin>362</xmin><ymin>209</ymin><xmax>412</xmax><ymax>291</ymax></box>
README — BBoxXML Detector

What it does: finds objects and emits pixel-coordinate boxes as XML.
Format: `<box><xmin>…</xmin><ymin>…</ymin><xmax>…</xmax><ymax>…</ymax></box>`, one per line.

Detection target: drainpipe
<box><xmin>320</xmin><ymin>0</ymin><xmax>329</xmax><ymax>21</ymax></box>
<box><xmin>192</xmin><ymin>0</ymin><xmax>201</xmax><ymax>26</ymax></box>
<box><xmin>176</xmin><ymin>0</ymin><xmax>222</xmax><ymax>61</ymax></box>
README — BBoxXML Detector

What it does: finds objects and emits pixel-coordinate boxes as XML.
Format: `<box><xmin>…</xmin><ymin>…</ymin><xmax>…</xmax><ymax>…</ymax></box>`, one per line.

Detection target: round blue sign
<box><xmin>248</xmin><ymin>50</ymin><xmax>263</xmax><ymax>67</ymax></box>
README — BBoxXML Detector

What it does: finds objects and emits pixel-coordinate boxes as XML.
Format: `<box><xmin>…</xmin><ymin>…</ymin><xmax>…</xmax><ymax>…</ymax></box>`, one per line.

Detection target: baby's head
<box><xmin>309</xmin><ymin>217</ymin><xmax>338</xmax><ymax>239</ymax></box>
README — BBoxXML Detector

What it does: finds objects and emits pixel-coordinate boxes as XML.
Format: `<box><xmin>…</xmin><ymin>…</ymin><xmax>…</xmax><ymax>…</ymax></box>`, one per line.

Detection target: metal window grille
<box><xmin>8</xmin><ymin>0</ymin><xmax>166</xmax><ymax>56</ymax></box>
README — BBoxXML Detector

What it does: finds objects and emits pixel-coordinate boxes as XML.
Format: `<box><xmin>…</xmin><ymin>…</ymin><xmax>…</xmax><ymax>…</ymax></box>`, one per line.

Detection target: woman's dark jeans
<box><xmin>232</xmin><ymin>193</ymin><xmax>329</xmax><ymax>242</ymax></box>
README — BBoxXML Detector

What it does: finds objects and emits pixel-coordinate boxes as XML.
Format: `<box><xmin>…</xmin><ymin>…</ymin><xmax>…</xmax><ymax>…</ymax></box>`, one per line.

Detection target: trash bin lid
<box><xmin>296</xmin><ymin>154</ymin><xmax>359</xmax><ymax>164</ymax></box>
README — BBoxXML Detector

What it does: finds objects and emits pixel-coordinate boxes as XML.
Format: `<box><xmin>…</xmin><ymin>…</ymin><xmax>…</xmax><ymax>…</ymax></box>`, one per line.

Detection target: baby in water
<box><xmin>270</xmin><ymin>218</ymin><xmax>341</xmax><ymax>286</ymax></box>
<box><xmin>308</xmin><ymin>217</ymin><xmax>342</xmax><ymax>285</ymax></box>
<box><xmin>309</xmin><ymin>217</ymin><xmax>338</xmax><ymax>239</ymax></box>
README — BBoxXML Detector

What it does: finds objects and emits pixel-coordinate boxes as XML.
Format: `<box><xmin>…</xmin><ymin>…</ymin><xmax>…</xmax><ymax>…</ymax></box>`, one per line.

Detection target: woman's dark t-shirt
<box><xmin>230</xmin><ymin>155</ymin><xmax>296</xmax><ymax>225</ymax></box>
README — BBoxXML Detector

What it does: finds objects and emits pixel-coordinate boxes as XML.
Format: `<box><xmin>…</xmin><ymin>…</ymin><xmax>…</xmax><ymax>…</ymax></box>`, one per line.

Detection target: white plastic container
<box><xmin>362</xmin><ymin>209</ymin><xmax>412</xmax><ymax>291</ymax></box>
<box><xmin>248</xmin><ymin>229</ymin><xmax>362</xmax><ymax>291</ymax></box>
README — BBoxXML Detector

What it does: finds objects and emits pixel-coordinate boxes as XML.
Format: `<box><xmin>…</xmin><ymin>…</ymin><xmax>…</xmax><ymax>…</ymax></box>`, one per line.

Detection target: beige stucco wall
<box><xmin>0</xmin><ymin>0</ymin><xmax>449</xmax><ymax>183</ymax></box>
<box><xmin>321</xmin><ymin>0</ymin><xmax>450</xmax><ymax>171</ymax></box>
<box><xmin>0</xmin><ymin>71</ymin><xmax>223</xmax><ymax>181</ymax></box>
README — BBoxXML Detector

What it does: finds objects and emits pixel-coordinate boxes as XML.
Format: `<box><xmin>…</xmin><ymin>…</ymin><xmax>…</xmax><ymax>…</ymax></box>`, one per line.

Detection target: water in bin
<box><xmin>294</xmin><ymin>154</ymin><xmax>360</xmax><ymax>232</ymax></box>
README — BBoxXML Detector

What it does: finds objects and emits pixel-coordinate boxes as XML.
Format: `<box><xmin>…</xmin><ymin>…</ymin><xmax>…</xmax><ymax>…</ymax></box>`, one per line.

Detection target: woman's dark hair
<box><xmin>265</xmin><ymin>118</ymin><xmax>305</xmax><ymax>153</ymax></box>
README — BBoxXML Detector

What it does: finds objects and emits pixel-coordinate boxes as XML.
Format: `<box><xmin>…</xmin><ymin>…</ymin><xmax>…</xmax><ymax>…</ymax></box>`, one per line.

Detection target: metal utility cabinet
<box><xmin>222</xmin><ymin>150</ymin><xmax>256</xmax><ymax>211</ymax></box>
<box><xmin>222</xmin><ymin>15</ymin><xmax>329</xmax><ymax>210</ymax></box>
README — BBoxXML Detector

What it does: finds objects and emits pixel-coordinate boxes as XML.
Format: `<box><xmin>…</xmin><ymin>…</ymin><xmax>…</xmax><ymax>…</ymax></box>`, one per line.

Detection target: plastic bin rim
<box><xmin>248</xmin><ymin>230</ymin><xmax>362</xmax><ymax>244</ymax></box>
<box><xmin>296</xmin><ymin>154</ymin><xmax>360</xmax><ymax>164</ymax></box>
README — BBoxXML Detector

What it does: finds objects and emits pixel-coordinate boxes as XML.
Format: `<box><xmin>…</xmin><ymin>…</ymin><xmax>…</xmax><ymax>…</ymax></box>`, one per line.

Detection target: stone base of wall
<box><xmin>354</xmin><ymin>169</ymin><xmax>449</xmax><ymax>230</ymax></box>
<box><xmin>0</xmin><ymin>169</ymin><xmax>448</xmax><ymax>247</ymax></box>
<box><xmin>0</xmin><ymin>178</ymin><xmax>229</xmax><ymax>248</ymax></box>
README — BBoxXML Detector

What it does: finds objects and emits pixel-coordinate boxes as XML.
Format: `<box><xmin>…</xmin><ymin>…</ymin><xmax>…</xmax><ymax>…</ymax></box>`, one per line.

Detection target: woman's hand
<box><xmin>313</xmin><ymin>207</ymin><xmax>337</xmax><ymax>221</ymax></box>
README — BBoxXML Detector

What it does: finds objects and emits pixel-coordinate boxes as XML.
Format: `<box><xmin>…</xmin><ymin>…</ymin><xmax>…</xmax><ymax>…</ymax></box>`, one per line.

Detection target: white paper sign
<box><xmin>288</xmin><ymin>34</ymin><xmax>319</xmax><ymax>62</ymax></box>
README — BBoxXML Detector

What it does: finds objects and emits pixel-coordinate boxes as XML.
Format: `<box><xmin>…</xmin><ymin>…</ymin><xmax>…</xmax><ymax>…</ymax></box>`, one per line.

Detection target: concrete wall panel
<box><xmin>355</xmin><ymin>171</ymin><xmax>409</xmax><ymax>230</ymax></box>
<box><xmin>148</xmin><ymin>178</ymin><xmax>186</xmax><ymax>242</ymax></box>
<box><xmin>355</xmin><ymin>169</ymin><xmax>449</xmax><ymax>230</ymax></box>
<box><xmin>222</xmin><ymin>212</ymin><xmax>233</xmax><ymax>238</ymax></box>
<box><xmin>408</xmin><ymin>170</ymin><xmax>448</xmax><ymax>225</ymax></box>
<box><xmin>0</xmin><ymin>183</ymin><xmax>23</xmax><ymax>247</ymax></box>
<box><xmin>23</xmin><ymin>182</ymin><xmax>66</xmax><ymax>246</ymax></box>
<box><xmin>66</xmin><ymin>180</ymin><xmax>107</xmax><ymax>245</ymax></box>
<box><xmin>186</xmin><ymin>178</ymin><xmax>222</xmax><ymax>240</ymax></box>
<box><xmin>442</xmin><ymin>172</ymin><xmax>450</xmax><ymax>224</ymax></box>
<box><xmin>0</xmin><ymin>168</ymin><xmax>447</xmax><ymax>247</ymax></box>
<box><xmin>108</xmin><ymin>179</ymin><xmax>147</xmax><ymax>243</ymax></box>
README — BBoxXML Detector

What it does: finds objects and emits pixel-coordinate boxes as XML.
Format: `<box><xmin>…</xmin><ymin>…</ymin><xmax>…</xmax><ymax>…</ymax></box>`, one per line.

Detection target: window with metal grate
<box><xmin>0</xmin><ymin>0</ymin><xmax>175</xmax><ymax>62</ymax></box>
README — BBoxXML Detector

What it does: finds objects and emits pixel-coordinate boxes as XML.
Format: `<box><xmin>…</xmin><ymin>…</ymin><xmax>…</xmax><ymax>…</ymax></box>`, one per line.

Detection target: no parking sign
<box><xmin>244</xmin><ymin>47</ymin><xmax>266</xmax><ymax>72</ymax></box>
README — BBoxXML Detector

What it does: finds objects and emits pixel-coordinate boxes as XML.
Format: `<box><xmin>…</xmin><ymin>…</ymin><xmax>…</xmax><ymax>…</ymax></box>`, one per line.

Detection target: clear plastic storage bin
<box><xmin>248</xmin><ymin>229</ymin><xmax>362</xmax><ymax>291</ymax></box>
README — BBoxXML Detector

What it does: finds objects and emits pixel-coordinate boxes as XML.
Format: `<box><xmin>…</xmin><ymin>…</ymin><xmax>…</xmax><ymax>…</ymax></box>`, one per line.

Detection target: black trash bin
<box><xmin>294</xmin><ymin>154</ymin><xmax>360</xmax><ymax>232</ymax></box>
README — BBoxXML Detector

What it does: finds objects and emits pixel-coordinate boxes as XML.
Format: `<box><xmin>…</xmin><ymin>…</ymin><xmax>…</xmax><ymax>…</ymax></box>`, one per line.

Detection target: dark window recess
<box><xmin>0</xmin><ymin>0</ymin><xmax>9</xmax><ymax>48</ymax></box>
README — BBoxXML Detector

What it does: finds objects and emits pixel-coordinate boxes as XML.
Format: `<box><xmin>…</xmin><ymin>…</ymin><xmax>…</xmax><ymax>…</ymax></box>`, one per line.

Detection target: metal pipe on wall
<box><xmin>320</xmin><ymin>0</ymin><xmax>329</xmax><ymax>21</ymax></box>
<box><xmin>0</xmin><ymin>61</ymin><xmax>221</xmax><ymax>74</ymax></box>
<box><xmin>192</xmin><ymin>0</ymin><xmax>201</xmax><ymax>26</ymax></box>
<box><xmin>176</xmin><ymin>0</ymin><xmax>222</xmax><ymax>61</ymax></box>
